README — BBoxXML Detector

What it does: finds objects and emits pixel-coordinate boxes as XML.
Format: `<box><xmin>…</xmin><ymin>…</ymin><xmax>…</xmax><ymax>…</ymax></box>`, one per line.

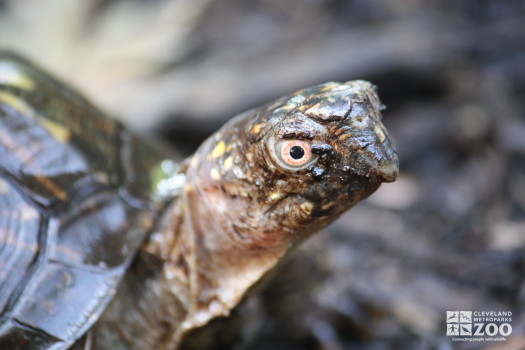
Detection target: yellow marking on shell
<box><xmin>0</xmin><ymin>178</ymin><xmax>8</xmax><ymax>194</ymax></box>
<box><xmin>300</xmin><ymin>201</ymin><xmax>314</xmax><ymax>215</ymax></box>
<box><xmin>20</xmin><ymin>206</ymin><xmax>39</xmax><ymax>220</ymax></box>
<box><xmin>209</xmin><ymin>140</ymin><xmax>226</xmax><ymax>159</ymax></box>
<box><xmin>251</xmin><ymin>123</ymin><xmax>264</xmax><ymax>135</ymax></box>
<box><xmin>0</xmin><ymin>91</ymin><xmax>35</xmax><ymax>117</ymax></box>
<box><xmin>0</xmin><ymin>62</ymin><xmax>35</xmax><ymax>91</ymax></box>
<box><xmin>40</xmin><ymin>119</ymin><xmax>72</xmax><ymax>143</ymax></box>
<box><xmin>375</xmin><ymin>124</ymin><xmax>386</xmax><ymax>143</ymax></box>
<box><xmin>210</xmin><ymin>167</ymin><xmax>221</xmax><ymax>180</ymax></box>
<box><xmin>0</xmin><ymin>91</ymin><xmax>70</xmax><ymax>142</ymax></box>
<box><xmin>223</xmin><ymin>156</ymin><xmax>234</xmax><ymax>170</ymax></box>
<box><xmin>36</xmin><ymin>175</ymin><xmax>68</xmax><ymax>201</ymax></box>
<box><xmin>268</xmin><ymin>191</ymin><xmax>282</xmax><ymax>201</ymax></box>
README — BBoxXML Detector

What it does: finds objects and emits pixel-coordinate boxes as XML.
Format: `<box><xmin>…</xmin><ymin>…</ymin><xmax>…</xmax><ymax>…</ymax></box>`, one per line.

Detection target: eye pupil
<box><xmin>289</xmin><ymin>145</ymin><xmax>305</xmax><ymax>160</ymax></box>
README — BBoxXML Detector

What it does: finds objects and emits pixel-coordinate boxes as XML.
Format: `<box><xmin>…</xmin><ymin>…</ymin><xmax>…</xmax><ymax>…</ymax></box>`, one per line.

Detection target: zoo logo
<box><xmin>446</xmin><ymin>311</ymin><xmax>512</xmax><ymax>338</ymax></box>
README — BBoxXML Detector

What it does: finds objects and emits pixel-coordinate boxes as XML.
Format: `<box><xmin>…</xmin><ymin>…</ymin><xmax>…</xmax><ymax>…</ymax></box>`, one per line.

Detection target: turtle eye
<box><xmin>278</xmin><ymin>140</ymin><xmax>314</xmax><ymax>168</ymax></box>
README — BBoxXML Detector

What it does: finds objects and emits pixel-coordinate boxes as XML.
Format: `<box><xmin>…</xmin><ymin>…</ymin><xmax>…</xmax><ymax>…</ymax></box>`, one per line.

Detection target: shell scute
<box><xmin>0</xmin><ymin>52</ymin><xmax>172</xmax><ymax>349</ymax></box>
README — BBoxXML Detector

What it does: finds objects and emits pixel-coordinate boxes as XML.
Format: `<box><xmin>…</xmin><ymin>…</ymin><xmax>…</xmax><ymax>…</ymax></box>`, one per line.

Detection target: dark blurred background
<box><xmin>1</xmin><ymin>0</ymin><xmax>524</xmax><ymax>349</ymax></box>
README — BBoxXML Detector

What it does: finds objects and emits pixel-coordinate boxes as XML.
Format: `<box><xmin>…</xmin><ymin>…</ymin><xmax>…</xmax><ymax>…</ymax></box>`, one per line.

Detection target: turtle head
<box><xmin>186</xmin><ymin>81</ymin><xmax>398</xmax><ymax>254</ymax></box>
<box><xmin>246</xmin><ymin>81</ymin><xmax>399</xmax><ymax>239</ymax></box>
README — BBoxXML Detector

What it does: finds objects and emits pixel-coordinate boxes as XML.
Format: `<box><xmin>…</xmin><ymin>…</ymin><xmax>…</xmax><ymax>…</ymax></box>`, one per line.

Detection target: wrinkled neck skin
<box><xmin>86</xmin><ymin>81</ymin><xmax>398</xmax><ymax>350</ymax></box>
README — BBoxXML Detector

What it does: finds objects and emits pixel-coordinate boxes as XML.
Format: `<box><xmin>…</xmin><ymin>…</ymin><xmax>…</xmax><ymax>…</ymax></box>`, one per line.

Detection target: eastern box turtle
<box><xmin>0</xmin><ymin>51</ymin><xmax>398</xmax><ymax>349</ymax></box>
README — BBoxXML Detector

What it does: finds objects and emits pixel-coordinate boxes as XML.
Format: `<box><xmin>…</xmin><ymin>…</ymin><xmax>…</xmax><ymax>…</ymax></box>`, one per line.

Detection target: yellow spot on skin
<box><xmin>190</xmin><ymin>154</ymin><xmax>199</xmax><ymax>168</ymax></box>
<box><xmin>320</xmin><ymin>83</ymin><xmax>340</xmax><ymax>92</ymax></box>
<box><xmin>375</xmin><ymin>125</ymin><xmax>386</xmax><ymax>143</ymax></box>
<box><xmin>279</xmin><ymin>104</ymin><xmax>295</xmax><ymax>111</ymax></box>
<box><xmin>40</xmin><ymin>119</ymin><xmax>71</xmax><ymax>143</ymax></box>
<box><xmin>251</xmin><ymin>123</ymin><xmax>264</xmax><ymax>135</ymax></box>
<box><xmin>226</xmin><ymin>144</ymin><xmax>233</xmax><ymax>152</ymax></box>
<box><xmin>210</xmin><ymin>168</ymin><xmax>221</xmax><ymax>180</ymax></box>
<box><xmin>339</xmin><ymin>133</ymin><xmax>352</xmax><ymax>142</ymax></box>
<box><xmin>300</xmin><ymin>201</ymin><xmax>314</xmax><ymax>215</ymax></box>
<box><xmin>268</xmin><ymin>192</ymin><xmax>282</xmax><ymax>201</ymax></box>
<box><xmin>303</xmin><ymin>103</ymin><xmax>321</xmax><ymax>116</ymax></box>
<box><xmin>321</xmin><ymin>202</ymin><xmax>335</xmax><ymax>211</ymax></box>
<box><xmin>0</xmin><ymin>178</ymin><xmax>9</xmax><ymax>194</ymax></box>
<box><xmin>209</xmin><ymin>141</ymin><xmax>225</xmax><ymax>159</ymax></box>
<box><xmin>0</xmin><ymin>62</ymin><xmax>35</xmax><ymax>91</ymax></box>
<box><xmin>223</xmin><ymin>156</ymin><xmax>234</xmax><ymax>170</ymax></box>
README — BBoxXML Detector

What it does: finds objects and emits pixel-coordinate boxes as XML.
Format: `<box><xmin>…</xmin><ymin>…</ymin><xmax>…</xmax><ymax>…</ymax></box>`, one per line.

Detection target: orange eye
<box><xmin>280</xmin><ymin>140</ymin><xmax>312</xmax><ymax>167</ymax></box>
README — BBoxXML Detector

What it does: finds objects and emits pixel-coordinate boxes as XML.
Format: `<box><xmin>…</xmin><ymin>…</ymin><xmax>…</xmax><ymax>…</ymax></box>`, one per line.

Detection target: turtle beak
<box><xmin>366</xmin><ymin>127</ymin><xmax>399</xmax><ymax>183</ymax></box>
<box><xmin>343</xmin><ymin>121</ymin><xmax>399</xmax><ymax>183</ymax></box>
<box><xmin>333</xmin><ymin>80</ymin><xmax>399</xmax><ymax>184</ymax></box>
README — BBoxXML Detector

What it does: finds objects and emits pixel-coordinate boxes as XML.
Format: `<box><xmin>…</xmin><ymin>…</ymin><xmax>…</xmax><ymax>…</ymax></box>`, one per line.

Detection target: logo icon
<box><xmin>446</xmin><ymin>310</ymin><xmax>512</xmax><ymax>340</ymax></box>
<box><xmin>460</xmin><ymin>311</ymin><xmax>472</xmax><ymax>323</ymax></box>
<box><xmin>447</xmin><ymin>311</ymin><xmax>472</xmax><ymax>336</ymax></box>
<box><xmin>447</xmin><ymin>311</ymin><xmax>459</xmax><ymax>323</ymax></box>
<box><xmin>460</xmin><ymin>324</ymin><xmax>472</xmax><ymax>336</ymax></box>
<box><xmin>447</xmin><ymin>323</ymin><xmax>459</xmax><ymax>336</ymax></box>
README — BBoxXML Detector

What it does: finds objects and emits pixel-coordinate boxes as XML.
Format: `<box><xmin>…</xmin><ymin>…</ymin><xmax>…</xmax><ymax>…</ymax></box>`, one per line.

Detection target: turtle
<box><xmin>0</xmin><ymin>51</ymin><xmax>399</xmax><ymax>350</ymax></box>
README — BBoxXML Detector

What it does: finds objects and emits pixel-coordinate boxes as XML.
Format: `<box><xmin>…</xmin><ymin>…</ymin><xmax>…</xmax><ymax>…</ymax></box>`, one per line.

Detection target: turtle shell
<box><xmin>0</xmin><ymin>52</ymin><xmax>175</xmax><ymax>349</ymax></box>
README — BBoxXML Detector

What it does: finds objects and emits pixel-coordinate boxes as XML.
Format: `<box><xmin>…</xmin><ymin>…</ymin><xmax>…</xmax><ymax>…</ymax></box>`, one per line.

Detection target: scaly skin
<box><xmin>85</xmin><ymin>81</ymin><xmax>399</xmax><ymax>349</ymax></box>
